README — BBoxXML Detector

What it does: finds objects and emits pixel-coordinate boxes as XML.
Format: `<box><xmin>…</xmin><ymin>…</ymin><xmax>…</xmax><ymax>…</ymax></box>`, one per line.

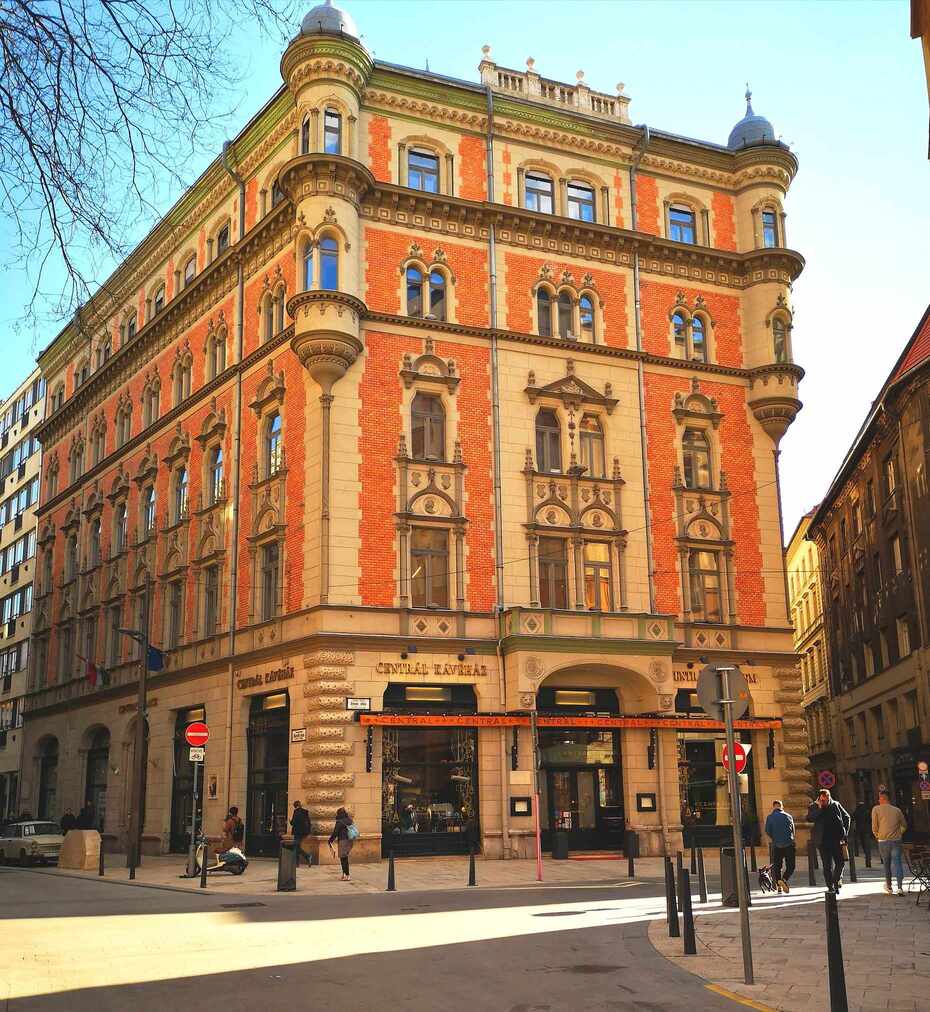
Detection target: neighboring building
<box><xmin>20</xmin><ymin>3</ymin><xmax>810</xmax><ymax>860</ymax></box>
<box><xmin>0</xmin><ymin>370</ymin><xmax>45</xmax><ymax>820</ymax></box>
<box><xmin>913</xmin><ymin>0</ymin><xmax>930</xmax><ymax>154</ymax></box>
<box><xmin>786</xmin><ymin>508</ymin><xmax>836</xmax><ymax>786</ymax></box>
<box><xmin>808</xmin><ymin>305</ymin><xmax>930</xmax><ymax>838</ymax></box>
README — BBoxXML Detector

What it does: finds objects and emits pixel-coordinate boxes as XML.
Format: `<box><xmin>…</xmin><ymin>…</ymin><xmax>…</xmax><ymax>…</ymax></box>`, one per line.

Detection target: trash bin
<box><xmin>720</xmin><ymin>846</ymin><xmax>738</xmax><ymax>907</ymax></box>
<box><xmin>551</xmin><ymin>831</ymin><xmax>570</xmax><ymax>860</ymax></box>
<box><xmin>277</xmin><ymin>841</ymin><xmax>297</xmax><ymax>892</ymax></box>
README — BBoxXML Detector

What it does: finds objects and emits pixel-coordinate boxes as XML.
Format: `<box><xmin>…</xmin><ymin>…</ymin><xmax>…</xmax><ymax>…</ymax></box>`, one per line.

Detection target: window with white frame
<box><xmin>567</xmin><ymin>181</ymin><xmax>595</xmax><ymax>221</ymax></box>
<box><xmin>408</xmin><ymin>149</ymin><xmax>439</xmax><ymax>192</ymax></box>
<box><xmin>524</xmin><ymin>172</ymin><xmax>554</xmax><ymax>214</ymax></box>
<box><xmin>669</xmin><ymin>205</ymin><xmax>696</xmax><ymax>244</ymax></box>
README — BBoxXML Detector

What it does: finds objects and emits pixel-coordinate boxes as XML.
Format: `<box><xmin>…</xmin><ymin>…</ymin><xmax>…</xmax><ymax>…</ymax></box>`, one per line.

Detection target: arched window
<box><xmin>47</xmin><ymin>466</ymin><xmax>59</xmax><ymax>499</ymax></box>
<box><xmin>275</xmin><ymin>289</ymin><xmax>285</xmax><ymax>334</ymax></box>
<box><xmin>762</xmin><ymin>210</ymin><xmax>778</xmax><ymax>248</ymax></box>
<box><xmin>525</xmin><ymin>172</ymin><xmax>554</xmax><ymax>214</ymax></box>
<box><xmin>144</xmin><ymin>486</ymin><xmax>156</xmax><ymax>534</ymax></box>
<box><xmin>208</xmin><ymin>333</ymin><xmax>226</xmax><ymax>380</ymax></box>
<box><xmin>302</xmin><ymin>242</ymin><xmax>314</xmax><ymax>291</ymax></box>
<box><xmin>116</xmin><ymin>405</ymin><xmax>132</xmax><ymax>448</ymax></box>
<box><xmin>324</xmin><ymin>109</ymin><xmax>342</xmax><ymax>154</ymax></box>
<box><xmin>669</xmin><ymin>205</ymin><xmax>696</xmax><ymax>244</ymax></box>
<box><xmin>673</xmin><ymin>312</ymin><xmax>687</xmax><ymax>354</ymax></box>
<box><xmin>319</xmin><ymin>237</ymin><xmax>338</xmax><ymax>290</ymax></box>
<box><xmin>567</xmin><ymin>181</ymin><xmax>595</xmax><ymax>221</ymax></box>
<box><xmin>66</xmin><ymin>536</ymin><xmax>79</xmax><ymax>581</ymax></box>
<box><xmin>537</xmin><ymin>289</ymin><xmax>552</xmax><ymax>338</ymax></box>
<box><xmin>300</xmin><ymin>116</ymin><xmax>311</xmax><ymax>155</ymax></box>
<box><xmin>411</xmin><ymin>393</ymin><xmax>445</xmax><ymax>461</ymax></box>
<box><xmin>89</xmin><ymin>520</ymin><xmax>101</xmax><ymax>568</ymax></box>
<box><xmin>153</xmin><ymin>286</ymin><xmax>165</xmax><ymax>315</ymax></box>
<box><xmin>691</xmin><ymin>315</ymin><xmax>707</xmax><ymax>362</ymax></box>
<box><xmin>263</xmin><ymin>294</ymin><xmax>274</xmax><ymax>343</ymax></box>
<box><xmin>183</xmin><ymin>256</ymin><xmax>196</xmax><ymax>288</ymax></box>
<box><xmin>682</xmin><ymin>428</ymin><xmax>711</xmax><ymax>489</ymax></box>
<box><xmin>408</xmin><ymin>149</ymin><xmax>439</xmax><ymax>192</ymax></box>
<box><xmin>689</xmin><ymin>550</ymin><xmax>722</xmax><ymax>622</ymax></box>
<box><xmin>43</xmin><ymin>549</ymin><xmax>54</xmax><ymax>591</ymax></box>
<box><xmin>557</xmin><ymin>292</ymin><xmax>573</xmax><ymax>339</ymax></box>
<box><xmin>216</xmin><ymin>223</ymin><xmax>230</xmax><ymax>255</ymax></box>
<box><xmin>208</xmin><ymin>447</ymin><xmax>224</xmax><ymax>504</ymax></box>
<box><xmin>114</xmin><ymin>503</ymin><xmax>128</xmax><ymax>554</ymax></box>
<box><xmin>271</xmin><ymin>181</ymin><xmax>284</xmax><ymax>208</ymax></box>
<box><xmin>773</xmin><ymin>318</ymin><xmax>788</xmax><ymax>363</ymax></box>
<box><xmin>579</xmin><ymin>414</ymin><xmax>605</xmax><ymax>478</ymax></box>
<box><xmin>126</xmin><ymin>313</ymin><xmax>137</xmax><ymax>341</ymax></box>
<box><xmin>429</xmin><ymin>270</ymin><xmax>446</xmax><ymax>321</ymax></box>
<box><xmin>173</xmin><ymin>468</ymin><xmax>188</xmax><ymax>522</ymax></box>
<box><xmin>265</xmin><ymin>412</ymin><xmax>282</xmax><ymax>478</ymax></box>
<box><xmin>406</xmin><ymin>266</ymin><xmax>424</xmax><ymax>317</ymax></box>
<box><xmin>143</xmin><ymin>384</ymin><xmax>159</xmax><ymax>427</ymax></box>
<box><xmin>579</xmin><ymin>295</ymin><xmax>595</xmax><ymax>342</ymax></box>
<box><xmin>174</xmin><ymin>361</ymin><xmax>191</xmax><ymax>405</ymax></box>
<box><xmin>70</xmin><ymin>443</ymin><xmax>84</xmax><ymax>484</ymax></box>
<box><xmin>96</xmin><ymin>337</ymin><xmax>111</xmax><ymax>369</ymax></box>
<box><xmin>535</xmin><ymin>408</ymin><xmax>562</xmax><ymax>473</ymax></box>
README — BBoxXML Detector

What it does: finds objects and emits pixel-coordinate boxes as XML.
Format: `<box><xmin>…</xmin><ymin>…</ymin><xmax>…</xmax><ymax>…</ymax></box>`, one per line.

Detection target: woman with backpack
<box><xmin>328</xmin><ymin>807</ymin><xmax>358</xmax><ymax>881</ymax></box>
<box><xmin>220</xmin><ymin>806</ymin><xmax>244</xmax><ymax>853</ymax></box>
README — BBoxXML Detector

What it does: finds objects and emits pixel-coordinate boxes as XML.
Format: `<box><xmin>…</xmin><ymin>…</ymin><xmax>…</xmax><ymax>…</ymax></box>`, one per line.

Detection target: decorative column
<box><xmin>528</xmin><ymin>534</ymin><xmax>540</xmax><ymax>608</ymax></box>
<box><xmin>558</xmin><ymin>177</ymin><xmax>567</xmax><ymax>217</ymax></box>
<box><xmin>311</xmin><ymin>108</ymin><xmax>320</xmax><ymax>152</ymax></box>
<box><xmin>600</xmin><ymin>186</ymin><xmax>610</xmax><ymax>225</ymax></box>
<box><xmin>445</xmin><ymin>153</ymin><xmax>454</xmax><ymax>196</ymax></box>
<box><xmin>516</xmin><ymin>167</ymin><xmax>525</xmax><ymax>208</ymax></box>
<box><xmin>319</xmin><ymin>392</ymin><xmax>334</xmax><ymax>605</ymax></box>
<box><xmin>398</xmin><ymin>142</ymin><xmax>407</xmax><ymax>186</ymax></box>
<box><xmin>700</xmin><ymin>208</ymin><xmax>710</xmax><ymax>245</ymax></box>
<box><xmin>572</xmin><ymin>537</ymin><xmax>585</xmax><ymax>610</ymax></box>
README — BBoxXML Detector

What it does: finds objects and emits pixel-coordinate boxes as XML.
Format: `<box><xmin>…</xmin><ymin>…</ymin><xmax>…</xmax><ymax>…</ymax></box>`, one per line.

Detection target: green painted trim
<box><xmin>369</xmin><ymin>68</ymin><xmax>486</xmax><ymax>115</ymax></box>
<box><xmin>500</xmin><ymin>635</ymin><xmax>678</xmax><ymax>657</ymax></box>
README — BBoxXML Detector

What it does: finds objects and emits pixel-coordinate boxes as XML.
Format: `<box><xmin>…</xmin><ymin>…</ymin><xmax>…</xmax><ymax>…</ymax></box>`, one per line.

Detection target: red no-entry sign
<box><xmin>722</xmin><ymin>742</ymin><xmax>749</xmax><ymax>774</ymax></box>
<box><xmin>185</xmin><ymin>721</ymin><xmax>210</xmax><ymax>747</ymax></box>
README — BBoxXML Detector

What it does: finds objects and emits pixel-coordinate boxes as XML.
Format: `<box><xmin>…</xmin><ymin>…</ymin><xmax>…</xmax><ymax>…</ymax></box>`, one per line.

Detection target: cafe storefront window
<box><xmin>380</xmin><ymin>684</ymin><xmax>478</xmax><ymax>856</ymax></box>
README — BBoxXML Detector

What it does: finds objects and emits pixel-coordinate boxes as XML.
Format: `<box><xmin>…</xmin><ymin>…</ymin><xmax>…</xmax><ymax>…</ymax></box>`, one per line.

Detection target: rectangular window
<box><xmin>538</xmin><ymin>537</ymin><xmax>568</xmax><ymax>609</ymax></box>
<box><xmin>689</xmin><ymin>550</ymin><xmax>722</xmax><ymax>622</ymax></box>
<box><xmin>761</xmin><ymin>210</ymin><xmax>778</xmax><ymax>248</ymax></box>
<box><xmin>851</xmin><ymin>501</ymin><xmax>861</xmax><ymax>537</ymax></box>
<box><xmin>168</xmin><ymin>581</ymin><xmax>183</xmax><ymax>649</ymax></box>
<box><xmin>669</xmin><ymin>206</ymin><xmax>696</xmax><ymax>244</ymax></box>
<box><xmin>865</xmin><ymin>479</ymin><xmax>875</xmax><ymax>517</ymax></box>
<box><xmin>879</xmin><ymin>628</ymin><xmax>890</xmax><ymax>669</ymax></box>
<box><xmin>883</xmin><ymin>453</ymin><xmax>897</xmax><ymax>497</ymax></box>
<box><xmin>324</xmin><ymin>109</ymin><xmax>341</xmax><ymax>154</ymax></box>
<box><xmin>896</xmin><ymin>616</ymin><xmax>911</xmax><ymax>658</ymax></box>
<box><xmin>566</xmin><ymin>182</ymin><xmax>595</xmax><ymax>222</ymax></box>
<box><xmin>410</xmin><ymin>528</ymin><xmax>449</xmax><ymax>609</ymax></box>
<box><xmin>891</xmin><ymin>535</ymin><xmax>903</xmax><ymax>575</ymax></box>
<box><xmin>524</xmin><ymin>172</ymin><xmax>553</xmax><ymax>214</ymax></box>
<box><xmin>261</xmin><ymin>542</ymin><xmax>280</xmax><ymax>622</ymax></box>
<box><xmin>408</xmin><ymin>149</ymin><xmax>440</xmax><ymax>193</ymax></box>
<box><xmin>872</xmin><ymin>705</ymin><xmax>885</xmax><ymax>742</ymax></box>
<box><xmin>108</xmin><ymin>605</ymin><xmax>122</xmax><ymax>667</ymax></box>
<box><xmin>204</xmin><ymin>565</ymin><xmax>220</xmax><ymax>636</ymax></box>
<box><xmin>583</xmin><ymin>542</ymin><xmax>612</xmax><ymax>611</ymax></box>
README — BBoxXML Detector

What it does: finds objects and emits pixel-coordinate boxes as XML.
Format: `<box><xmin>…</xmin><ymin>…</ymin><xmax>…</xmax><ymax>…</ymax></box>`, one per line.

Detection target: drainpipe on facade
<box><xmin>485</xmin><ymin>85</ymin><xmax>511</xmax><ymax>858</ymax></box>
<box><xmin>222</xmin><ymin>141</ymin><xmax>246</xmax><ymax>811</ymax></box>
<box><xmin>629</xmin><ymin>125</ymin><xmax>667</xmax><ymax>852</ymax></box>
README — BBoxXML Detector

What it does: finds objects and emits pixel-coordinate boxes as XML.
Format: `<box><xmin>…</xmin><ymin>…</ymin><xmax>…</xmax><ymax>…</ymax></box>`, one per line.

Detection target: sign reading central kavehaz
<box><xmin>359</xmin><ymin>713</ymin><xmax>781</xmax><ymax>730</ymax></box>
<box><xmin>376</xmin><ymin>661</ymin><xmax>489</xmax><ymax>677</ymax></box>
<box><xmin>236</xmin><ymin>664</ymin><xmax>295</xmax><ymax>690</ymax></box>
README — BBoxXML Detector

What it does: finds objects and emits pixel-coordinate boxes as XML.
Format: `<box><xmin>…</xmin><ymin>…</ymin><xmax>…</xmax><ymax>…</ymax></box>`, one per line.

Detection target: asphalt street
<box><xmin>0</xmin><ymin>866</ymin><xmax>738</xmax><ymax>1012</ymax></box>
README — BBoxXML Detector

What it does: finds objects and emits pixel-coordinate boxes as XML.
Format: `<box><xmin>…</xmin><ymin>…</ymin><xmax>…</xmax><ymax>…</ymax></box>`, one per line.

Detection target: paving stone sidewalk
<box><xmin>650</xmin><ymin>873</ymin><xmax>930</xmax><ymax>1012</ymax></box>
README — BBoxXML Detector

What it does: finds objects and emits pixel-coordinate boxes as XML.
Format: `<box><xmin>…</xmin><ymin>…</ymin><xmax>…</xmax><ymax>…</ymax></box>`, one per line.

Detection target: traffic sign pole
<box><xmin>720</xmin><ymin>666</ymin><xmax>754</xmax><ymax>986</ymax></box>
<box><xmin>186</xmin><ymin>756</ymin><xmax>200</xmax><ymax>878</ymax></box>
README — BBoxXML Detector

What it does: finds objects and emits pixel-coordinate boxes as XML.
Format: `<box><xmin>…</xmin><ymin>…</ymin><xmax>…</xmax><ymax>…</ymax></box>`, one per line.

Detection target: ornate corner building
<box><xmin>19</xmin><ymin>2</ymin><xmax>810</xmax><ymax>860</ymax></box>
<box><xmin>808</xmin><ymin>306</ymin><xmax>930</xmax><ymax>837</ymax></box>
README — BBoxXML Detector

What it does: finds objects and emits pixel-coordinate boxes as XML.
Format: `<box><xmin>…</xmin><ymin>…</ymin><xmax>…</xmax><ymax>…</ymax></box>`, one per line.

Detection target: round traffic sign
<box><xmin>722</xmin><ymin>742</ymin><xmax>747</xmax><ymax>774</ymax></box>
<box><xmin>696</xmin><ymin>665</ymin><xmax>751</xmax><ymax>723</ymax></box>
<box><xmin>185</xmin><ymin>721</ymin><xmax>209</xmax><ymax>747</ymax></box>
<box><xmin>818</xmin><ymin>769</ymin><xmax>836</xmax><ymax>789</ymax></box>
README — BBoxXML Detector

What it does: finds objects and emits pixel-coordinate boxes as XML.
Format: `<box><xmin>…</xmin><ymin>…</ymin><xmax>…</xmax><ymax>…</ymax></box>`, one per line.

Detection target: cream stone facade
<box><xmin>20</xmin><ymin>3</ymin><xmax>810</xmax><ymax>861</ymax></box>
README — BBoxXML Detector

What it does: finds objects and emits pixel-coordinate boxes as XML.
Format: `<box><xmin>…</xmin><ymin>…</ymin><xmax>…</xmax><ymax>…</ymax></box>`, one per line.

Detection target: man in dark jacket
<box><xmin>290</xmin><ymin>800</ymin><xmax>313</xmax><ymax>868</ymax></box>
<box><xmin>807</xmin><ymin>789</ymin><xmax>851</xmax><ymax>893</ymax></box>
<box><xmin>59</xmin><ymin>809</ymin><xmax>77</xmax><ymax>834</ymax></box>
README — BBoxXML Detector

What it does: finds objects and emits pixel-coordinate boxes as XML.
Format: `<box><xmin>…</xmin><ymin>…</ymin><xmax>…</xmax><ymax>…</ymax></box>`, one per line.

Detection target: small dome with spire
<box><xmin>727</xmin><ymin>87</ymin><xmax>776</xmax><ymax>151</ymax></box>
<box><xmin>300</xmin><ymin>0</ymin><xmax>359</xmax><ymax>40</ymax></box>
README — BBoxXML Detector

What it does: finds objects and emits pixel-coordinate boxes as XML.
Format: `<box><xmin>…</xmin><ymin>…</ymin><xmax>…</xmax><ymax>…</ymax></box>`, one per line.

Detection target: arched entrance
<box><xmin>84</xmin><ymin>727</ymin><xmax>110</xmax><ymax>831</ymax></box>
<box><xmin>37</xmin><ymin>737</ymin><xmax>59</xmax><ymax>820</ymax></box>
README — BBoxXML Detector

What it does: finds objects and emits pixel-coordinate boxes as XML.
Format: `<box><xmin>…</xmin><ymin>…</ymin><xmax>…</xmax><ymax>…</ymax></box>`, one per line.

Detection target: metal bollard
<box><xmin>98</xmin><ymin>837</ymin><xmax>105</xmax><ymax>877</ymax></box>
<box><xmin>681</xmin><ymin>869</ymin><xmax>697</xmax><ymax>955</ymax></box>
<box><xmin>200</xmin><ymin>843</ymin><xmax>208</xmax><ymax>889</ymax></box>
<box><xmin>468</xmin><ymin>847</ymin><xmax>476</xmax><ymax>887</ymax></box>
<box><xmin>386</xmin><ymin>851</ymin><xmax>396</xmax><ymax>892</ymax></box>
<box><xmin>847</xmin><ymin>842</ymin><xmax>857</xmax><ymax>883</ymax></box>
<box><xmin>129</xmin><ymin>842</ymin><xmax>136</xmax><ymax>881</ymax></box>
<box><xmin>665</xmin><ymin>856</ymin><xmax>680</xmax><ymax>938</ymax></box>
<box><xmin>825</xmin><ymin>890</ymin><xmax>849</xmax><ymax>1012</ymax></box>
<box><xmin>808</xmin><ymin>841</ymin><xmax>818</xmax><ymax>887</ymax></box>
<box><xmin>697</xmin><ymin>846</ymin><xmax>708</xmax><ymax>904</ymax></box>
<box><xmin>749</xmin><ymin>845</ymin><xmax>757</xmax><ymax>872</ymax></box>
<box><xmin>690</xmin><ymin>845</ymin><xmax>697</xmax><ymax>874</ymax></box>
<box><xmin>676</xmin><ymin>851</ymin><xmax>685</xmax><ymax>909</ymax></box>
<box><xmin>627</xmin><ymin>848</ymin><xmax>634</xmax><ymax>879</ymax></box>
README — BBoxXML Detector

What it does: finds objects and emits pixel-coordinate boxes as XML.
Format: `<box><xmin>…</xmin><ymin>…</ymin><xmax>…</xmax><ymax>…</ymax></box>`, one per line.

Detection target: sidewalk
<box><xmin>32</xmin><ymin>851</ymin><xmax>670</xmax><ymax>896</ymax></box>
<box><xmin>650</xmin><ymin>873</ymin><xmax>930</xmax><ymax>1012</ymax></box>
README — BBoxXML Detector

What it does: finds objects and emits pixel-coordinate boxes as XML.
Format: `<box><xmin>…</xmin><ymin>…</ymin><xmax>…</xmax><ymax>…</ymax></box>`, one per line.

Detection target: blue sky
<box><xmin>2</xmin><ymin>0</ymin><xmax>927</xmax><ymax>535</ymax></box>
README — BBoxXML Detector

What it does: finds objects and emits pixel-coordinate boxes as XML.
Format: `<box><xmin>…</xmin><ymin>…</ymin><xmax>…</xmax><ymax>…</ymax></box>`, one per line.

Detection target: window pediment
<box><xmin>525</xmin><ymin>360</ymin><xmax>616</xmax><ymax>414</ymax></box>
<box><xmin>250</xmin><ymin>363</ymin><xmax>286</xmax><ymax>416</ymax></box>
<box><xmin>401</xmin><ymin>338</ymin><xmax>459</xmax><ymax>392</ymax></box>
<box><xmin>673</xmin><ymin>380</ymin><xmax>722</xmax><ymax>429</ymax></box>
<box><xmin>196</xmin><ymin>400</ymin><xmax>228</xmax><ymax>448</ymax></box>
<box><xmin>162</xmin><ymin>425</ymin><xmax>192</xmax><ymax>468</ymax></box>
<box><xmin>133</xmin><ymin>445</ymin><xmax>159</xmax><ymax>487</ymax></box>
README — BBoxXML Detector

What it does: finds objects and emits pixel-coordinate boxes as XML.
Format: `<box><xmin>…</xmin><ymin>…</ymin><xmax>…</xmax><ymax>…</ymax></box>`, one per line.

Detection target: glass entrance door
<box><xmin>246</xmin><ymin>692</ymin><xmax>289</xmax><ymax>857</ymax></box>
<box><xmin>170</xmin><ymin>707</ymin><xmax>205</xmax><ymax>853</ymax></box>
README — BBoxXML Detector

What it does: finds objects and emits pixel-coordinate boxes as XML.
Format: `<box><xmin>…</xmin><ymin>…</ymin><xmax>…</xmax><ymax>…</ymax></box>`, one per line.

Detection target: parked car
<box><xmin>0</xmin><ymin>821</ymin><xmax>64</xmax><ymax>866</ymax></box>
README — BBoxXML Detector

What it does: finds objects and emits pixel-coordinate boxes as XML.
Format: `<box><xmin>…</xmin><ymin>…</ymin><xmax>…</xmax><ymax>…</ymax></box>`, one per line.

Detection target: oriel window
<box><xmin>579</xmin><ymin>414</ymin><xmax>606</xmax><ymax>478</ymax></box>
<box><xmin>567</xmin><ymin>181</ymin><xmax>595</xmax><ymax>222</ymax></box>
<box><xmin>772</xmin><ymin>318</ymin><xmax>788</xmax><ymax>363</ymax></box>
<box><xmin>410</xmin><ymin>528</ymin><xmax>449</xmax><ymax>609</ymax></box>
<box><xmin>583</xmin><ymin>542</ymin><xmax>612</xmax><ymax>611</ymax></box>
<box><xmin>538</xmin><ymin>537</ymin><xmax>568</xmax><ymax>609</ymax></box>
<box><xmin>319</xmin><ymin>237</ymin><xmax>338</xmax><ymax>290</ymax></box>
<box><xmin>524</xmin><ymin>172</ymin><xmax>554</xmax><ymax>214</ymax></box>
<box><xmin>682</xmin><ymin>429</ymin><xmax>711</xmax><ymax>489</ymax></box>
<box><xmin>408</xmin><ymin>149</ymin><xmax>440</xmax><ymax>192</ymax></box>
<box><xmin>669</xmin><ymin>205</ymin><xmax>696</xmax><ymax>244</ymax></box>
<box><xmin>217</xmin><ymin>224</ymin><xmax>230</xmax><ymax>254</ymax></box>
<box><xmin>762</xmin><ymin>210</ymin><xmax>778</xmax><ymax>248</ymax></box>
<box><xmin>303</xmin><ymin>243</ymin><xmax>314</xmax><ymax>290</ymax></box>
<box><xmin>535</xmin><ymin>408</ymin><xmax>562</xmax><ymax>473</ymax></box>
<box><xmin>324</xmin><ymin>109</ymin><xmax>342</xmax><ymax>154</ymax></box>
<box><xmin>689</xmin><ymin>550</ymin><xmax>722</xmax><ymax>622</ymax></box>
<box><xmin>411</xmin><ymin>393</ymin><xmax>445</xmax><ymax>461</ymax></box>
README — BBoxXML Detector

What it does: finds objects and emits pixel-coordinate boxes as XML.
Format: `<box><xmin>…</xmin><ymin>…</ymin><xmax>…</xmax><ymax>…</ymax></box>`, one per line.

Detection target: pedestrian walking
<box><xmin>764</xmin><ymin>799</ymin><xmax>796</xmax><ymax>893</ymax></box>
<box><xmin>871</xmin><ymin>789</ymin><xmax>907</xmax><ymax>896</ymax></box>
<box><xmin>290</xmin><ymin>800</ymin><xmax>313</xmax><ymax>868</ymax></box>
<box><xmin>807</xmin><ymin>789</ymin><xmax>851</xmax><ymax>893</ymax></box>
<box><xmin>852</xmin><ymin>800</ymin><xmax>872</xmax><ymax>860</ymax></box>
<box><xmin>220</xmin><ymin>806</ymin><xmax>242</xmax><ymax>853</ymax></box>
<box><xmin>328</xmin><ymin>807</ymin><xmax>357</xmax><ymax>881</ymax></box>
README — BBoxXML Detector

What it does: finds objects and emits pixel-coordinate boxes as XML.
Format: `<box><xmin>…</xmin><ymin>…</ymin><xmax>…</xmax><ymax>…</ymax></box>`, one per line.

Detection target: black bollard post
<box><xmin>665</xmin><ymin>857</ymin><xmax>680</xmax><ymax>938</ymax></box>
<box><xmin>825</xmin><ymin>890</ymin><xmax>849</xmax><ymax>1012</ymax></box>
<box><xmin>847</xmin><ymin>842</ymin><xmax>857</xmax><ymax>883</ymax></box>
<box><xmin>808</xmin><ymin>841</ymin><xmax>818</xmax><ymax>887</ymax></box>
<box><xmin>697</xmin><ymin>846</ymin><xmax>708</xmax><ymax>904</ymax></box>
<box><xmin>863</xmin><ymin>837</ymin><xmax>872</xmax><ymax>869</ymax></box>
<box><xmin>468</xmin><ymin>847</ymin><xmax>477</xmax><ymax>887</ymax></box>
<box><xmin>749</xmin><ymin>845</ymin><xmax>757</xmax><ymax>872</ymax></box>
<box><xmin>627</xmin><ymin>847</ymin><xmax>634</xmax><ymax>879</ymax></box>
<box><xmin>129</xmin><ymin>842</ymin><xmax>136</xmax><ymax>881</ymax></box>
<box><xmin>199</xmin><ymin>843</ymin><xmax>208</xmax><ymax>889</ymax></box>
<box><xmin>98</xmin><ymin>837</ymin><xmax>105</xmax><ymax>877</ymax></box>
<box><xmin>690</xmin><ymin>845</ymin><xmax>697</xmax><ymax>875</ymax></box>
<box><xmin>676</xmin><ymin>851</ymin><xmax>685</xmax><ymax>909</ymax></box>
<box><xmin>681</xmin><ymin>869</ymin><xmax>697</xmax><ymax>955</ymax></box>
<box><xmin>387</xmin><ymin>851</ymin><xmax>396</xmax><ymax>892</ymax></box>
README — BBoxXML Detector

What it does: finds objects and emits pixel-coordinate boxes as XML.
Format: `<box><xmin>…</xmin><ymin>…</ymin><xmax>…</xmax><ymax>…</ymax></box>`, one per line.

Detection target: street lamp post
<box><xmin>119</xmin><ymin>572</ymin><xmax>151</xmax><ymax>879</ymax></box>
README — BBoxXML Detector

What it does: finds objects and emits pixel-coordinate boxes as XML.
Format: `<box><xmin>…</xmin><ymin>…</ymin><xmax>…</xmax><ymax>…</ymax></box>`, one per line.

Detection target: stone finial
<box><xmin>576</xmin><ymin>70</ymin><xmax>585</xmax><ymax>82</ymax></box>
<box><xmin>481</xmin><ymin>44</ymin><xmax>491</xmax><ymax>58</ymax></box>
<box><xmin>616</xmin><ymin>82</ymin><xmax>625</xmax><ymax>94</ymax></box>
<box><xmin>526</xmin><ymin>57</ymin><xmax>535</xmax><ymax>70</ymax></box>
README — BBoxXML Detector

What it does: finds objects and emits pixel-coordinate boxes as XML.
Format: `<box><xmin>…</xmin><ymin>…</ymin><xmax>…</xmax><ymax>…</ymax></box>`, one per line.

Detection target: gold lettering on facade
<box><xmin>236</xmin><ymin>664</ymin><xmax>295</xmax><ymax>691</ymax></box>
<box><xmin>672</xmin><ymin>668</ymin><xmax>758</xmax><ymax>684</ymax></box>
<box><xmin>375</xmin><ymin>660</ymin><xmax>489</xmax><ymax>677</ymax></box>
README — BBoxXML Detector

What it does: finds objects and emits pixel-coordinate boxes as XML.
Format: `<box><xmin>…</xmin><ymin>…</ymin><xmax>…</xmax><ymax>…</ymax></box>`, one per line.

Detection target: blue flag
<box><xmin>147</xmin><ymin>646</ymin><xmax>165</xmax><ymax>672</ymax></box>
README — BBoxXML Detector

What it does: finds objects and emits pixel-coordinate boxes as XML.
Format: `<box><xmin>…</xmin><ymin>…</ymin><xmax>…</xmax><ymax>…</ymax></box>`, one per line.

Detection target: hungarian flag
<box><xmin>80</xmin><ymin>657</ymin><xmax>110</xmax><ymax>688</ymax></box>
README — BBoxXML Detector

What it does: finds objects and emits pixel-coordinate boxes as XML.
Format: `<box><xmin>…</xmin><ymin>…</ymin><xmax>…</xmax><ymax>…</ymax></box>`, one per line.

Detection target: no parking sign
<box><xmin>818</xmin><ymin>770</ymin><xmax>836</xmax><ymax>790</ymax></box>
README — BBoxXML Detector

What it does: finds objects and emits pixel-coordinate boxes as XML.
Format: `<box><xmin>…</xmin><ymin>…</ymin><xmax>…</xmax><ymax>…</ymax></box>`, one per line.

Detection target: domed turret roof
<box><xmin>727</xmin><ymin>88</ymin><xmax>776</xmax><ymax>151</ymax></box>
<box><xmin>300</xmin><ymin>0</ymin><xmax>359</xmax><ymax>40</ymax></box>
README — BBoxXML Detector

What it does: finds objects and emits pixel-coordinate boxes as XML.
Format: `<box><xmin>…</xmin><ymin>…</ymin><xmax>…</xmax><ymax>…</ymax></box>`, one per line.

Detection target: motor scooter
<box><xmin>194</xmin><ymin>835</ymin><xmax>248</xmax><ymax>876</ymax></box>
